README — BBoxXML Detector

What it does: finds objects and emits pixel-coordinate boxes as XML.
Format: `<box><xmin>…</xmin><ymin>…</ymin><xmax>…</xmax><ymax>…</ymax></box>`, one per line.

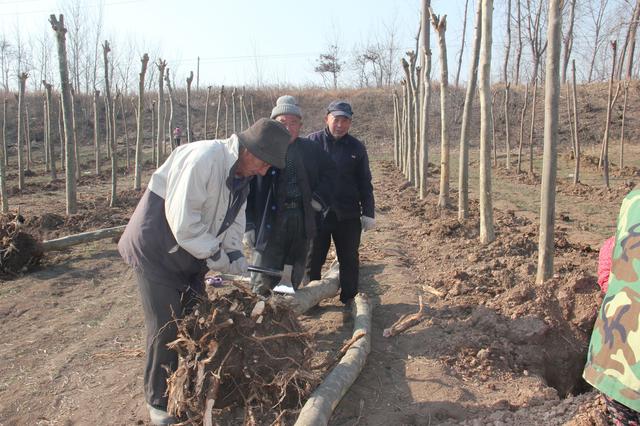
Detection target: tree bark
<box><xmin>2</xmin><ymin>98</ymin><xmax>7</xmax><ymax>168</ymax></box>
<box><xmin>419</xmin><ymin>0</ymin><xmax>431</xmax><ymax>200</ymax></box>
<box><xmin>0</xmin><ymin>100</ymin><xmax>7</xmax><ymax>212</ymax></box>
<box><xmin>479</xmin><ymin>0</ymin><xmax>495</xmax><ymax>244</ymax></box>
<box><xmin>119</xmin><ymin>92</ymin><xmax>130</xmax><ymax>169</ymax></box>
<box><xmin>430</xmin><ymin>11</ymin><xmax>450</xmax><ymax>208</ymax></box>
<box><xmin>151</xmin><ymin>100</ymin><xmax>156</xmax><ymax>166</ymax></box>
<box><xmin>528</xmin><ymin>83</ymin><xmax>538</xmax><ymax>175</ymax></box>
<box><xmin>50</xmin><ymin>14</ymin><xmax>76</xmax><ymax>214</ymax></box>
<box><xmin>164</xmin><ymin>68</ymin><xmax>175</xmax><ymax>150</ymax></box>
<box><xmin>282</xmin><ymin>263</ymin><xmax>340</xmax><ymax>315</ymax></box>
<box><xmin>515</xmin><ymin>0</ymin><xmax>523</xmax><ymax>85</ymax></box>
<box><xmin>25</xmin><ymin>104</ymin><xmax>32</xmax><ymax>171</ymax></box>
<box><xmin>401</xmin><ymin>59</ymin><xmax>415</xmax><ymax>186</ymax></box>
<box><xmin>536</xmin><ymin>0</ymin><xmax>562</xmax><ymax>284</ymax></box>
<box><xmin>503</xmin><ymin>0</ymin><xmax>512</xmax><ymax>83</ymax></box>
<box><xmin>70</xmin><ymin>88</ymin><xmax>80</xmax><ymax>181</ymax></box>
<box><xmin>231</xmin><ymin>87</ymin><xmax>237</xmax><ymax>135</ymax></box>
<box><xmin>42</xmin><ymin>225</ymin><xmax>126</xmax><ymax>251</ymax></box>
<box><xmin>43</xmin><ymin>82</ymin><xmax>56</xmax><ymax>180</ymax></box>
<box><xmin>504</xmin><ymin>83</ymin><xmax>511</xmax><ymax>169</ymax></box>
<box><xmin>133</xmin><ymin>53</ymin><xmax>149</xmax><ymax>190</ymax></box>
<box><xmin>458</xmin><ymin>0</ymin><xmax>482</xmax><ymax>220</ymax></box>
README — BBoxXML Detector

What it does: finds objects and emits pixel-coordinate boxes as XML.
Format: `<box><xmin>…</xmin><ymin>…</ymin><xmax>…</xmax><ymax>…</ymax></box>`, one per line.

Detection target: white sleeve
<box><xmin>164</xmin><ymin>155</ymin><xmax>221</xmax><ymax>259</ymax></box>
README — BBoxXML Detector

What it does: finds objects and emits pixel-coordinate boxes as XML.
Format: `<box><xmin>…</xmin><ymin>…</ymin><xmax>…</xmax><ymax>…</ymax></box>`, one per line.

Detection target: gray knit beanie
<box><xmin>270</xmin><ymin>95</ymin><xmax>302</xmax><ymax>119</ymax></box>
<box><xmin>237</xmin><ymin>118</ymin><xmax>290</xmax><ymax>169</ymax></box>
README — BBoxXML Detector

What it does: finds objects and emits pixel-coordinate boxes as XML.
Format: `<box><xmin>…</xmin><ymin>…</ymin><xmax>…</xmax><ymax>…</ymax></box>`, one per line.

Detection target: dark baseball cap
<box><xmin>327</xmin><ymin>100</ymin><xmax>353</xmax><ymax>118</ymax></box>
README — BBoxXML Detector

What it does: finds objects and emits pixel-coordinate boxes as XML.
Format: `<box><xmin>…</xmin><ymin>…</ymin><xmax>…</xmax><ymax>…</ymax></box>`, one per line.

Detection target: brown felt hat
<box><xmin>237</xmin><ymin>118</ymin><xmax>290</xmax><ymax>169</ymax></box>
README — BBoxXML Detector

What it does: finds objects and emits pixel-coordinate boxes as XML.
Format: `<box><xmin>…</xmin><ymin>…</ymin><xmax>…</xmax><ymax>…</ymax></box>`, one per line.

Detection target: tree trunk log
<box><xmin>279</xmin><ymin>262</ymin><xmax>340</xmax><ymax>315</ymax></box>
<box><xmin>42</xmin><ymin>225</ymin><xmax>126</xmax><ymax>251</ymax></box>
<box><xmin>294</xmin><ymin>292</ymin><xmax>372</xmax><ymax>426</ymax></box>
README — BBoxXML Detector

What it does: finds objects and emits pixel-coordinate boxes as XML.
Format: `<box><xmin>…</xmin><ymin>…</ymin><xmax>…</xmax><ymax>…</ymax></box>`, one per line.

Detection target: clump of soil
<box><xmin>167</xmin><ymin>285</ymin><xmax>319</xmax><ymax>425</ymax></box>
<box><xmin>0</xmin><ymin>213</ymin><xmax>43</xmax><ymax>278</ymax></box>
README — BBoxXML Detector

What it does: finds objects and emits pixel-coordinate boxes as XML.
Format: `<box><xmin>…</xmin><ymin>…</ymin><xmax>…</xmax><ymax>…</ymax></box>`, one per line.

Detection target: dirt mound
<box><xmin>167</xmin><ymin>285</ymin><xmax>319</xmax><ymax>425</ymax></box>
<box><xmin>0</xmin><ymin>213</ymin><xmax>43</xmax><ymax>278</ymax></box>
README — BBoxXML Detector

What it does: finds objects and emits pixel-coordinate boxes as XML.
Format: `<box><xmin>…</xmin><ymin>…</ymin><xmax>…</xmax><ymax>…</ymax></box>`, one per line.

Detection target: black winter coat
<box><xmin>245</xmin><ymin>137</ymin><xmax>336</xmax><ymax>251</ymax></box>
<box><xmin>307</xmin><ymin>127</ymin><xmax>374</xmax><ymax>220</ymax></box>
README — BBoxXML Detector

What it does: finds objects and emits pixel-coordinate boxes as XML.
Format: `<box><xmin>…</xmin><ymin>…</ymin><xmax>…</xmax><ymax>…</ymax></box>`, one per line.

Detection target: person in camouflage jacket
<box><xmin>584</xmin><ymin>189</ymin><xmax>640</xmax><ymax>424</ymax></box>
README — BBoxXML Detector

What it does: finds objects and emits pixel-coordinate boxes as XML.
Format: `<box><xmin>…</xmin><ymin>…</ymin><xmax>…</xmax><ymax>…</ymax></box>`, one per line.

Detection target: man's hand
<box><xmin>310</xmin><ymin>199</ymin><xmax>323</xmax><ymax>212</ymax></box>
<box><xmin>227</xmin><ymin>250</ymin><xmax>249</xmax><ymax>275</ymax></box>
<box><xmin>206</xmin><ymin>250</ymin><xmax>230</xmax><ymax>272</ymax></box>
<box><xmin>243</xmin><ymin>230</ymin><xmax>256</xmax><ymax>248</ymax></box>
<box><xmin>361</xmin><ymin>216</ymin><xmax>376</xmax><ymax>232</ymax></box>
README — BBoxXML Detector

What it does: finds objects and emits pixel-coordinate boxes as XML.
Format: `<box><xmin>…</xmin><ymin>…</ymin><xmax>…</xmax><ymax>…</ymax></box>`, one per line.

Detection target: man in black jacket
<box><xmin>246</xmin><ymin>95</ymin><xmax>336</xmax><ymax>294</ymax></box>
<box><xmin>307</xmin><ymin>101</ymin><xmax>375</xmax><ymax>305</ymax></box>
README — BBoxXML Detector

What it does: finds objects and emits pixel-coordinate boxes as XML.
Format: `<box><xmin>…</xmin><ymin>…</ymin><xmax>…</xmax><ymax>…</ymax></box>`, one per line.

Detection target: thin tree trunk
<box><xmin>215</xmin><ymin>86</ymin><xmax>224</xmax><ymax>138</ymax></box>
<box><xmin>204</xmin><ymin>85</ymin><xmax>211</xmax><ymax>138</ymax></box>
<box><xmin>455</xmin><ymin>0</ymin><xmax>469</xmax><ymax>87</ymax></box>
<box><xmin>43</xmin><ymin>99</ymin><xmax>49</xmax><ymax>173</ymax></box>
<box><xmin>572</xmin><ymin>60</ymin><xmax>580</xmax><ymax>184</ymax></box>
<box><xmin>602</xmin><ymin>41</ymin><xmax>618</xmax><ymax>189</ymax></box>
<box><xmin>58</xmin><ymin>95</ymin><xmax>65</xmax><ymax>171</ymax></box>
<box><xmin>515</xmin><ymin>0</ymin><xmax>523</xmax><ymax>85</ymax></box>
<box><xmin>164</xmin><ymin>68</ymin><xmax>175</xmax><ymax>151</ymax></box>
<box><xmin>458</xmin><ymin>0</ymin><xmax>482</xmax><ymax>220</ymax></box>
<box><xmin>239</xmin><ymin>93</ymin><xmax>245</xmax><ymax>131</ymax></box>
<box><xmin>620</xmin><ymin>81</ymin><xmax>629</xmax><ymax>169</ymax></box>
<box><xmin>625</xmin><ymin>1</ymin><xmax>640</xmax><ymax>79</ymax></box>
<box><xmin>393</xmin><ymin>91</ymin><xmax>400</xmax><ymax>167</ymax></box>
<box><xmin>119</xmin><ymin>93</ymin><xmax>129</xmax><ymax>169</ymax></box>
<box><xmin>44</xmin><ymin>82</ymin><xmax>57</xmax><ymax>180</ymax></box>
<box><xmin>17</xmin><ymin>73</ymin><xmax>27</xmax><ymax>190</ymax></box>
<box><xmin>536</xmin><ymin>0</ymin><xmax>562</xmax><ymax>284</ymax></box>
<box><xmin>419</xmin><ymin>0</ymin><xmax>431</xmax><ymax>200</ymax></box>
<box><xmin>2</xmin><ymin>98</ymin><xmax>7</xmax><ymax>168</ymax></box>
<box><xmin>504</xmin><ymin>83</ymin><xmax>511</xmax><ymax>169</ymax></box>
<box><xmin>186</xmin><ymin>71</ymin><xmax>193</xmax><ymax>142</ymax></box>
<box><xmin>430</xmin><ymin>10</ymin><xmax>450</xmax><ymax>207</ymax></box>
<box><xmin>491</xmin><ymin>91</ymin><xmax>497</xmax><ymax>167</ymax></box>
<box><xmin>156</xmin><ymin>59</ymin><xmax>166</xmax><ymax>163</ymax></box>
<box><xmin>231</xmin><ymin>87</ymin><xmax>237</xmax><ymax>135</ymax></box>
<box><xmin>479</xmin><ymin>0</ymin><xmax>495</xmax><ymax>244</ymax></box>
<box><xmin>528</xmin><ymin>83</ymin><xmax>538</xmax><ymax>175</ymax></box>
<box><xmin>565</xmin><ymin>84</ymin><xmax>574</xmax><ymax>158</ymax></box>
<box><xmin>134</xmin><ymin>53</ymin><xmax>149</xmax><ymax>191</ymax></box>
<box><xmin>50</xmin><ymin>14</ymin><xmax>76</xmax><ymax>214</ymax></box>
<box><xmin>71</xmin><ymin>89</ymin><xmax>80</xmax><ymax>181</ymax></box>
<box><xmin>25</xmin><ymin>105</ymin><xmax>32</xmax><ymax>171</ymax></box>
<box><xmin>517</xmin><ymin>84</ymin><xmax>529</xmax><ymax>173</ymax></box>
<box><xmin>503</xmin><ymin>0</ymin><xmax>512</xmax><ymax>83</ymax></box>
<box><xmin>151</xmin><ymin>100</ymin><xmax>156</xmax><ymax>166</ymax></box>
<box><xmin>0</xmin><ymin>112</ymin><xmax>6</xmax><ymax>211</ymax></box>
<box><xmin>102</xmin><ymin>41</ymin><xmax>117</xmax><ymax>207</ymax></box>
<box><xmin>561</xmin><ymin>0</ymin><xmax>576</xmax><ymax>82</ymax></box>
<box><xmin>224</xmin><ymin>95</ymin><xmax>229</xmax><ymax>137</ymax></box>
<box><xmin>104</xmin><ymin>96</ymin><xmax>111</xmax><ymax>159</ymax></box>
<box><xmin>401</xmin><ymin>60</ymin><xmax>415</xmax><ymax>185</ymax></box>
<box><xmin>93</xmin><ymin>89</ymin><xmax>101</xmax><ymax>174</ymax></box>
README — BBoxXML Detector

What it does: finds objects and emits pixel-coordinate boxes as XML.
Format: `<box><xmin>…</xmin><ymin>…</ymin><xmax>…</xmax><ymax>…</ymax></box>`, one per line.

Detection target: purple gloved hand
<box><xmin>205</xmin><ymin>276</ymin><xmax>224</xmax><ymax>288</ymax></box>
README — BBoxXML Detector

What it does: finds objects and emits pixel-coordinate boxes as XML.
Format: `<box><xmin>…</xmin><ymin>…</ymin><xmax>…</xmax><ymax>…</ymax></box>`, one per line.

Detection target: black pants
<box><xmin>136</xmin><ymin>270</ymin><xmax>203</xmax><ymax>409</ymax></box>
<box><xmin>308</xmin><ymin>211</ymin><xmax>361</xmax><ymax>303</ymax></box>
<box><xmin>252</xmin><ymin>208</ymin><xmax>309</xmax><ymax>292</ymax></box>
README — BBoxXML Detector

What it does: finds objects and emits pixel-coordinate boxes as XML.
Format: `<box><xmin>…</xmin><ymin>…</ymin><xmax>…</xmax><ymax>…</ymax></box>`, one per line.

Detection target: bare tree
<box><xmin>479</xmin><ymin>0</ymin><xmax>495</xmax><ymax>244</ymax></box>
<box><xmin>503</xmin><ymin>0</ymin><xmax>512</xmax><ymax>83</ymax></box>
<box><xmin>430</xmin><ymin>10</ymin><xmax>450</xmax><ymax>208</ymax></box>
<box><xmin>16</xmin><ymin>72</ymin><xmax>27</xmax><ymax>190</ymax></box>
<box><xmin>619</xmin><ymin>0</ymin><xmax>640</xmax><ymax>79</ymax></box>
<box><xmin>93</xmin><ymin>89</ymin><xmax>100</xmax><ymax>174</ymax></box>
<box><xmin>571</xmin><ymin>60</ymin><xmax>580</xmax><ymax>184</ymax></box>
<box><xmin>525</xmin><ymin>0</ymin><xmax>548</xmax><ymax>85</ymax></box>
<box><xmin>458</xmin><ymin>0</ymin><xmax>482</xmax><ymax>220</ymax></box>
<box><xmin>0</xmin><ymin>35</ymin><xmax>12</xmax><ymax>92</ymax></box>
<box><xmin>455</xmin><ymin>0</ymin><xmax>470</xmax><ymax>87</ymax></box>
<box><xmin>504</xmin><ymin>83</ymin><xmax>511</xmax><ymax>169</ymax></box>
<box><xmin>231</xmin><ymin>87</ymin><xmax>237</xmax><ymax>135</ymax></box>
<box><xmin>0</xmin><ymin>97</ymin><xmax>6</xmax><ymax>212</ymax></box>
<box><xmin>561</xmin><ymin>0</ymin><xmax>577</xmax><ymax>82</ymax></box>
<box><xmin>50</xmin><ymin>14</ymin><xmax>77</xmax><ymax>215</ymax></box>
<box><xmin>2</xmin><ymin>98</ymin><xmax>7</xmax><ymax>167</ymax></box>
<box><xmin>536</xmin><ymin>0</ymin><xmax>562</xmax><ymax>284</ymax></box>
<box><xmin>102</xmin><ymin>41</ymin><xmax>117</xmax><ymax>207</ymax></box>
<box><xmin>515</xmin><ymin>0</ymin><xmax>523</xmax><ymax>84</ymax></box>
<box><xmin>528</xmin><ymin>83</ymin><xmax>538</xmax><ymax>175</ymax></box>
<box><xmin>602</xmin><ymin>41</ymin><xmax>618</xmax><ymax>188</ymax></box>
<box><xmin>43</xmin><ymin>81</ymin><xmax>56</xmax><ymax>180</ymax></box>
<box><xmin>419</xmin><ymin>0</ymin><xmax>432</xmax><ymax>200</ymax></box>
<box><xmin>204</xmin><ymin>85</ymin><xmax>212</xmax><ymax>138</ymax></box>
<box><xmin>164</xmin><ymin>68</ymin><xmax>175</xmax><ymax>148</ymax></box>
<box><xmin>401</xmin><ymin>58</ymin><xmax>415</xmax><ymax>186</ymax></box>
<box><xmin>215</xmin><ymin>86</ymin><xmax>224</xmax><ymax>138</ymax></box>
<box><xmin>186</xmin><ymin>71</ymin><xmax>193</xmax><ymax>142</ymax></box>
<box><xmin>619</xmin><ymin>80</ymin><xmax>629</xmax><ymax>169</ymax></box>
<box><xmin>315</xmin><ymin>44</ymin><xmax>342</xmax><ymax>89</ymax></box>
<box><xmin>134</xmin><ymin>53</ymin><xmax>149</xmax><ymax>191</ymax></box>
<box><xmin>517</xmin><ymin>83</ymin><xmax>529</xmax><ymax>173</ymax></box>
<box><xmin>156</xmin><ymin>59</ymin><xmax>166</xmax><ymax>164</ymax></box>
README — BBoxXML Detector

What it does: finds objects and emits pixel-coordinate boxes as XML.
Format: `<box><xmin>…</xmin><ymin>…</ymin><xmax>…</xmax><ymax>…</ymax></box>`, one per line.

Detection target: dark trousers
<box><xmin>252</xmin><ymin>208</ymin><xmax>309</xmax><ymax>292</ymax></box>
<box><xmin>136</xmin><ymin>270</ymin><xmax>202</xmax><ymax>409</ymax></box>
<box><xmin>308</xmin><ymin>211</ymin><xmax>361</xmax><ymax>303</ymax></box>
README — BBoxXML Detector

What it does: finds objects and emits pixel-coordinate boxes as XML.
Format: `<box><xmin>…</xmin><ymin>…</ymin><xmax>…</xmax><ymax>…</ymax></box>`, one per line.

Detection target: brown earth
<box><xmin>0</xmin><ymin>84</ymin><xmax>635</xmax><ymax>425</ymax></box>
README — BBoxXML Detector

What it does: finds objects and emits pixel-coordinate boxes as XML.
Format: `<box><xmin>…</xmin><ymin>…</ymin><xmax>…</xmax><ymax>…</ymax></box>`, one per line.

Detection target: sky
<box><xmin>0</xmin><ymin>0</ymin><xmax>471</xmax><ymax>88</ymax></box>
